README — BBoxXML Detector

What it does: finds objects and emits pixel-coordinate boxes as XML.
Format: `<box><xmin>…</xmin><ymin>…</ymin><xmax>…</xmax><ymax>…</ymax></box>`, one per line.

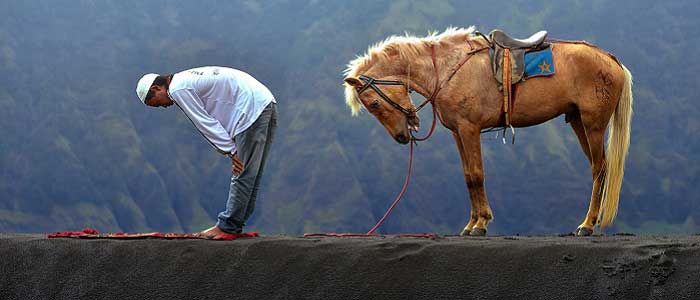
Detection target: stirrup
<box><xmin>501</xmin><ymin>125</ymin><xmax>516</xmax><ymax>144</ymax></box>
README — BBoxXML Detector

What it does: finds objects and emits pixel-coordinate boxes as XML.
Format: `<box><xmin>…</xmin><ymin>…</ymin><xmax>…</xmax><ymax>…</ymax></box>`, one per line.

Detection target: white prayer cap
<box><xmin>135</xmin><ymin>73</ymin><xmax>159</xmax><ymax>104</ymax></box>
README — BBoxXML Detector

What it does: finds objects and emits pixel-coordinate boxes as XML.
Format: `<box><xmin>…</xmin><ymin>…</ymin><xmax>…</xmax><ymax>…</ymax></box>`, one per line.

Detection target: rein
<box><xmin>364</xmin><ymin>39</ymin><xmax>489</xmax><ymax>234</ymax></box>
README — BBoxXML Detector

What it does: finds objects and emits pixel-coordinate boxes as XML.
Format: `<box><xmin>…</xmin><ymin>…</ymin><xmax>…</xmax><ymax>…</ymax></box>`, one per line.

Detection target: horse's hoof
<box><xmin>575</xmin><ymin>227</ymin><xmax>593</xmax><ymax>236</ymax></box>
<box><xmin>469</xmin><ymin>228</ymin><xmax>487</xmax><ymax>236</ymax></box>
<box><xmin>459</xmin><ymin>228</ymin><xmax>471</xmax><ymax>236</ymax></box>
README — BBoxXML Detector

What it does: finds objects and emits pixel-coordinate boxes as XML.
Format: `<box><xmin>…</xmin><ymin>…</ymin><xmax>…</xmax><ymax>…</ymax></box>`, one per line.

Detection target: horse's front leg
<box><xmin>452</xmin><ymin>132</ymin><xmax>478</xmax><ymax>235</ymax></box>
<box><xmin>453</xmin><ymin>124</ymin><xmax>493</xmax><ymax>236</ymax></box>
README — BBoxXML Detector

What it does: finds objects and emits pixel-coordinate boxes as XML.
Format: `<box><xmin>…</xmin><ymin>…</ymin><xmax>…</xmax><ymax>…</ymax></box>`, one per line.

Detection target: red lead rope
<box><xmin>365</xmin><ymin>105</ymin><xmax>438</xmax><ymax>234</ymax></box>
<box><xmin>365</xmin><ymin>137</ymin><xmax>414</xmax><ymax>234</ymax></box>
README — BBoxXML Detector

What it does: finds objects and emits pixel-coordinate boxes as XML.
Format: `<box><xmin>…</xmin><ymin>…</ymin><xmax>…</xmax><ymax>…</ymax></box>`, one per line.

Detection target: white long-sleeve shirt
<box><xmin>167</xmin><ymin>66</ymin><xmax>276</xmax><ymax>155</ymax></box>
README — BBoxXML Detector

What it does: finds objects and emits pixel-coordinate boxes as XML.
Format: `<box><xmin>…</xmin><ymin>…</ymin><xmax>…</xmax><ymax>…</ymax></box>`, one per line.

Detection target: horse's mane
<box><xmin>343</xmin><ymin>26</ymin><xmax>477</xmax><ymax>115</ymax></box>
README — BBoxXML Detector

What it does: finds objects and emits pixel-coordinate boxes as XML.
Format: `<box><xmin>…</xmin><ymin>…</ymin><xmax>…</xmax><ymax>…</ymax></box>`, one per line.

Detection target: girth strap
<box><xmin>502</xmin><ymin>48</ymin><xmax>513</xmax><ymax>127</ymax></box>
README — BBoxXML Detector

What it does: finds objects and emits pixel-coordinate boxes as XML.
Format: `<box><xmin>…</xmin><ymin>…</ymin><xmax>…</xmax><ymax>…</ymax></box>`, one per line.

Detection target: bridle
<box><xmin>357</xmin><ymin>75</ymin><xmax>416</xmax><ymax>117</ymax></box>
<box><xmin>355</xmin><ymin>37</ymin><xmax>490</xmax><ymax>142</ymax></box>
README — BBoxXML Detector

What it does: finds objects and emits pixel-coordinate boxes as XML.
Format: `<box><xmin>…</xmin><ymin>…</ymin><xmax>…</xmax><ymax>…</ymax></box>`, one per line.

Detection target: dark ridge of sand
<box><xmin>1</xmin><ymin>234</ymin><xmax>699</xmax><ymax>300</ymax></box>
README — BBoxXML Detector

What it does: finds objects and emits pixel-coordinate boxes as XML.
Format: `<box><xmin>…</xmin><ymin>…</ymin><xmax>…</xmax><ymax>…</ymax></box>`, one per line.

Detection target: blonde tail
<box><xmin>599</xmin><ymin>64</ymin><xmax>633</xmax><ymax>228</ymax></box>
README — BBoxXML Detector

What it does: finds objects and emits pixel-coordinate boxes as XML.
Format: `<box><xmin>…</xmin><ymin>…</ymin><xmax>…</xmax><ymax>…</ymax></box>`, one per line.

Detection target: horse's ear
<box><xmin>344</xmin><ymin>77</ymin><xmax>363</xmax><ymax>88</ymax></box>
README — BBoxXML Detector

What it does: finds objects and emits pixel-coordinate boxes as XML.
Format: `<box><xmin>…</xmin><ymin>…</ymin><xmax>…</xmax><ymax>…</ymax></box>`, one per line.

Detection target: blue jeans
<box><xmin>216</xmin><ymin>102</ymin><xmax>277</xmax><ymax>233</ymax></box>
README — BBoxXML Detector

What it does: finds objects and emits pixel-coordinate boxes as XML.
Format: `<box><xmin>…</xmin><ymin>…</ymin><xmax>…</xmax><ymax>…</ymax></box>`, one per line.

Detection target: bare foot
<box><xmin>198</xmin><ymin>225</ymin><xmax>229</xmax><ymax>238</ymax></box>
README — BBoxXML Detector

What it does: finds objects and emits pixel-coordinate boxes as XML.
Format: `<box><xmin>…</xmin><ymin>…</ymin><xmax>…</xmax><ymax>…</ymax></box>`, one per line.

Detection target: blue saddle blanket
<box><xmin>523</xmin><ymin>47</ymin><xmax>555</xmax><ymax>79</ymax></box>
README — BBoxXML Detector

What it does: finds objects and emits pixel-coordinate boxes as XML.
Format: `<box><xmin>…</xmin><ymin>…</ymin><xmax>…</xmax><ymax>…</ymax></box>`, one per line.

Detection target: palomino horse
<box><xmin>343</xmin><ymin>27</ymin><xmax>633</xmax><ymax>236</ymax></box>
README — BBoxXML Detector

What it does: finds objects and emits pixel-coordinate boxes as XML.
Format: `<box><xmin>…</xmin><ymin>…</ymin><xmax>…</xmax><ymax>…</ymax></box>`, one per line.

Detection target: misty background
<box><xmin>0</xmin><ymin>0</ymin><xmax>698</xmax><ymax>235</ymax></box>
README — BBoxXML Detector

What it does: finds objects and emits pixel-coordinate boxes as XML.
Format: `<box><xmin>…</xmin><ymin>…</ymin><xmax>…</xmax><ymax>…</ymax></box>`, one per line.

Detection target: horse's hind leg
<box><xmin>569</xmin><ymin>113</ymin><xmax>592</xmax><ymax>165</ymax></box>
<box><xmin>571</xmin><ymin>113</ymin><xmax>607</xmax><ymax>236</ymax></box>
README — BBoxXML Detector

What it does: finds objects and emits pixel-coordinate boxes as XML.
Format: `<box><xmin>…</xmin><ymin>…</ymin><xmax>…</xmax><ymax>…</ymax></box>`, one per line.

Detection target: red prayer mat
<box><xmin>48</xmin><ymin>228</ymin><xmax>258</xmax><ymax>241</ymax></box>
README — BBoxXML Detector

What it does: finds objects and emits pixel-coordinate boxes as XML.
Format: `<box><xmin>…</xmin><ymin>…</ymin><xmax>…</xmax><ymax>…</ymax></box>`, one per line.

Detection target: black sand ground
<box><xmin>1</xmin><ymin>234</ymin><xmax>699</xmax><ymax>299</ymax></box>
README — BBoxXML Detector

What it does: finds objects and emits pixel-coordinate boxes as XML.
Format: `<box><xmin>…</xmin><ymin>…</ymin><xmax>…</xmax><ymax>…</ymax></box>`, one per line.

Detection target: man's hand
<box><xmin>231</xmin><ymin>153</ymin><xmax>244</xmax><ymax>176</ymax></box>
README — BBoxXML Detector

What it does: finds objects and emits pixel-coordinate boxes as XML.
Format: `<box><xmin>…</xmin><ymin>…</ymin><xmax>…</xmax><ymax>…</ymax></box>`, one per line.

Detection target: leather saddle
<box><xmin>489</xmin><ymin>29</ymin><xmax>550</xmax><ymax>86</ymax></box>
<box><xmin>486</xmin><ymin>29</ymin><xmax>550</xmax><ymax>129</ymax></box>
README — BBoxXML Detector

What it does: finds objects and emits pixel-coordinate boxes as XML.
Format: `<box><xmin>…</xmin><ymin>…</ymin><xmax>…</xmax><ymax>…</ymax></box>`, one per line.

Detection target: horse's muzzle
<box><xmin>395</xmin><ymin>133</ymin><xmax>410</xmax><ymax>144</ymax></box>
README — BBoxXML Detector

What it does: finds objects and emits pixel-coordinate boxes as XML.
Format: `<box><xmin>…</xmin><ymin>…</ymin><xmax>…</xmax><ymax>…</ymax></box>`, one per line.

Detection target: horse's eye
<box><xmin>370</xmin><ymin>100</ymin><xmax>380</xmax><ymax>109</ymax></box>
